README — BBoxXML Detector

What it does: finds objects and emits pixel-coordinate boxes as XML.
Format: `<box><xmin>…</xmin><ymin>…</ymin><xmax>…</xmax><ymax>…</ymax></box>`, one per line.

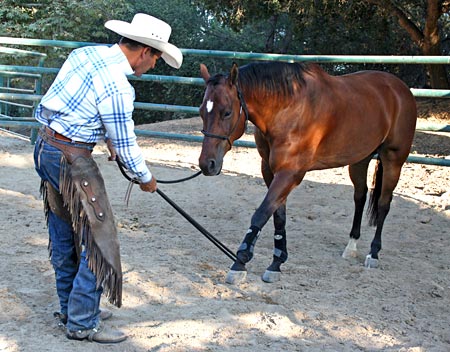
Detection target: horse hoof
<box><xmin>364</xmin><ymin>254</ymin><xmax>379</xmax><ymax>268</ymax></box>
<box><xmin>342</xmin><ymin>247</ymin><xmax>358</xmax><ymax>259</ymax></box>
<box><xmin>261</xmin><ymin>270</ymin><xmax>281</xmax><ymax>283</ymax></box>
<box><xmin>225</xmin><ymin>270</ymin><xmax>247</xmax><ymax>285</ymax></box>
<box><xmin>342</xmin><ymin>239</ymin><xmax>358</xmax><ymax>258</ymax></box>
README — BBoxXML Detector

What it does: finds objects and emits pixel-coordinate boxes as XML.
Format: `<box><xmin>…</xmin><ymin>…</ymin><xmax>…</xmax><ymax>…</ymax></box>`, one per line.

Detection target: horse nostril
<box><xmin>199</xmin><ymin>158</ymin><xmax>217</xmax><ymax>175</ymax></box>
<box><xmin>208</xmin><ymin>159</ymin><xmax>216</xmax><ymax>172</ymax></box>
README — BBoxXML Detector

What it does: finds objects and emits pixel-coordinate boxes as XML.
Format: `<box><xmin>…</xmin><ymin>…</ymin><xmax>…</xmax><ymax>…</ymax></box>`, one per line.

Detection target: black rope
<box><xmin>155</xmin><ymin>188</ymin><xmax>237</xmax><ymax>262</ymax></box>
<box><xmin>158</xmin><ymin>170</ymin><xmax>202</xmax><ymax>184</ymax></box>
<box><xmin>115</xmin><ymin>157</ymin><xmax>237</xmax><ymax>262</ymax></box>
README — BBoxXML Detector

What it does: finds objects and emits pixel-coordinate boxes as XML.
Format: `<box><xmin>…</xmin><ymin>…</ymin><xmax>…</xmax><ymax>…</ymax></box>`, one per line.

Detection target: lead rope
<box><xmin>115</xmin><ymin>157</ymin><xmax>237</xmax><ymax>262</ymax></box>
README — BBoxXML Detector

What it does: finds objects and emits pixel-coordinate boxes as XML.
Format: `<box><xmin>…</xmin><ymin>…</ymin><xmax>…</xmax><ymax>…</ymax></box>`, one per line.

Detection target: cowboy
<box><xmin>33</xmin><ymin>13</ymin><xmax>182</xmax><ymax>344</ymax></box>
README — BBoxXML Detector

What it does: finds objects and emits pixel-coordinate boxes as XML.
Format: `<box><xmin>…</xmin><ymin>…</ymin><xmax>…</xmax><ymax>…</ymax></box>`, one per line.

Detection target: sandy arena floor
<box><xmin>0</xmin><ymin>117</ymin><xmax>449</xmax><ymax>351</ymax></box>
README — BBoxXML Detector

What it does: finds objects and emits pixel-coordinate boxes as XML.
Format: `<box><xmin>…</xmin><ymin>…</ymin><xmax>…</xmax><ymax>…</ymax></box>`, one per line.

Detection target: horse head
<box><xmin>198</xmin><ymin>63</ymin><xmax>248</xmax><ymax>176</ymax></box>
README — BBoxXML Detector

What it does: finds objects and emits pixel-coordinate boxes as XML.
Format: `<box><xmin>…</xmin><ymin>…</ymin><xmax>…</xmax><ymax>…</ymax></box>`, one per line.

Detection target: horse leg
<box><xmin>365</xmin><ymin>153</ymin><xmax>404</xmax><ymax>268</ymax></box>
<box><xmin>225</xmin><ymin>158</ymin><xmax>272</xmax><ymax>284</ymax></box>
<box><xmin>257</xmin><ymin>158</ymin><xmax>288</xmax><ymax>283</ymax></box>
<box><xmin>261</xmin><ymin>203</ymin><xmax>288</xmax><ymax>283</ymax></box>
<box><xmin>224</xmin><ymin>224</ymin><xmax>261</xmax><ymax>284</ymax></box>
<box><xmin>342</xmin><ymin>155</ymin><xmax>372</xmax><ymax>259</ymax></box>
<box><xmin>226</xmin><ymin>169</ymin><xmax>304</xmax><ymax>284</ymax></box>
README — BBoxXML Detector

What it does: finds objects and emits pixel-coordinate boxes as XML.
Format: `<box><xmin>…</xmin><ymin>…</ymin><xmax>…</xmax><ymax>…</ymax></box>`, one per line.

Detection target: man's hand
<box><xmin>106</xmin><ymin>139</ymin><xmax>117</xmax><ymax>161</ymax></box>
<box><xmin>139</xmin><ymin>177</ymin><xmax>157</xmax><ymax>193</ymax></box>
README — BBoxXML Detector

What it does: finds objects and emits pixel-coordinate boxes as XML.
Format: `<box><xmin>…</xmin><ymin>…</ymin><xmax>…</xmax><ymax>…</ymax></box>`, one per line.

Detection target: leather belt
<box><xmin>44</xmin><ymin>126</ymin><xmax>95</xmax><ymax>147</ymax></box>
<box><xmin>39</xmin><ymin>126</ymin><xmax>94</xmax><ymax>163</ymax></box>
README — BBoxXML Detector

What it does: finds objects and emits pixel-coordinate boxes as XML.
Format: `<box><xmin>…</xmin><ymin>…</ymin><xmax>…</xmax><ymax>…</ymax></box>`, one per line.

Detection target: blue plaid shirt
<box><xmin>35</xmin><ymin>44</ymin><xmax>152</xmax><ymax>183</ymax></box>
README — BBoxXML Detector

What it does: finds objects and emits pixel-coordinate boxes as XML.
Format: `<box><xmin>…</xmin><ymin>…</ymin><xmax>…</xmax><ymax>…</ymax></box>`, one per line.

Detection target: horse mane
<box><xmin>237</xmin><ymin>62</ymin><xmax>311</xmax><ymax>98</ymax></box>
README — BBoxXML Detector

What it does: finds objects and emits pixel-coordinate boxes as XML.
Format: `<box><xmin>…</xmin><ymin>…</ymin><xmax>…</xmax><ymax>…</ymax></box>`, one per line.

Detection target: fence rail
<box><xmin>2</xmin><ymin>36</ymin><xmax>450</xmax><ymax>65</ymax></box>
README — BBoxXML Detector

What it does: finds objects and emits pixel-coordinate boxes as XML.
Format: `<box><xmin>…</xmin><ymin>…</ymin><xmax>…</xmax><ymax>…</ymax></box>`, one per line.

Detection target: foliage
<box><xmin>0</xmin><ymin>0</ymin><xmax>132</xmax><ymax>68</ymax></box>
<box><xmin>1</xmin><ymin>0</ymin><xmax>132</xmax><ymax>41</ymax></box>
<box><xmin>195</xmin><ymin>0</ymin><xmax>449</xmax><ymax>88</ymax></box>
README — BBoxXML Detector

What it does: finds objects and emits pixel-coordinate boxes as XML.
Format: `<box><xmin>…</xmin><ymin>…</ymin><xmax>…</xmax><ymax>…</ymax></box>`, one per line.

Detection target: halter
<box><xmin>201</xmin><ymin>86</ymin><xmax>249</xmax><ymax>147</ymax></box>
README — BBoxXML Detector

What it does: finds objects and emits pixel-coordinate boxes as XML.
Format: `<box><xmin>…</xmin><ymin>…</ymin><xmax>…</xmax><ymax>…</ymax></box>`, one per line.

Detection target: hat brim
<box><xmin>105</xmin><ymin>20</ymin><xmax>183</xmax><ymax>69</ymax></box>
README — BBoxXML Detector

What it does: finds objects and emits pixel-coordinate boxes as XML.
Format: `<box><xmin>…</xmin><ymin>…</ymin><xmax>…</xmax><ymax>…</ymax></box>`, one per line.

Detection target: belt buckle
<box><xmin>45</xmin><ymin>126</ymin><xmax>57</xmax><ymax>138</ymax></box>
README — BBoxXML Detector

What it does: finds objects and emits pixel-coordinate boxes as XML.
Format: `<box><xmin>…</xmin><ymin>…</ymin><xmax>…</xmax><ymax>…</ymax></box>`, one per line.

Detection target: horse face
<box><xmin>198</xmin><ymin>63</ymin><xmax>243</xmax><ymax>176</ymax></box>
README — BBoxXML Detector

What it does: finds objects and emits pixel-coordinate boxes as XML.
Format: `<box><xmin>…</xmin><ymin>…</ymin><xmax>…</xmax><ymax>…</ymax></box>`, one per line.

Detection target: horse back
<box><xmin>261</xmin><ymin>66</ymin><xmax>417</xmax><ymax>170</ymax></box>
<box><xmin>339</xmin><ymin>70</ymin><xmax>417</xmax><ymax>153</ymax></box>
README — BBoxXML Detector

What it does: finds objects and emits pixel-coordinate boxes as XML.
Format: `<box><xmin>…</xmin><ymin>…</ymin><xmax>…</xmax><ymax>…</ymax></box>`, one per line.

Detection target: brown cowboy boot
<box><xmin>66</xmin><ymin>322</ymin><xmax>127</xmax><ymax>344</ymax></box>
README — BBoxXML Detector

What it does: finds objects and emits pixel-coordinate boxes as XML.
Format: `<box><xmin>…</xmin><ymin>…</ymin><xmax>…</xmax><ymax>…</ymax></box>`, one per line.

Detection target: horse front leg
<box><xmin>261</xmin><ymin>203</ymin><xmax>288</xmax><ymax>283</ymax></box>
<box><xmin>226</xmin><ymin>169</ymin><xmax>304</xmax><ymax>284</ymax></box>
<box><xmin>260</xmin><ymin>158</ymin><xmax>288</xmax><ymax>283</ymax></box>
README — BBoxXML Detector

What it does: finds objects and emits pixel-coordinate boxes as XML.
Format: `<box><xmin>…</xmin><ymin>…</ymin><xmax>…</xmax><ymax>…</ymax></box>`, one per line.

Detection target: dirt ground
<box><xmin>0</xmin><ymin>114</ymin><xmax>449</xmax><ymax>352</ymax></box>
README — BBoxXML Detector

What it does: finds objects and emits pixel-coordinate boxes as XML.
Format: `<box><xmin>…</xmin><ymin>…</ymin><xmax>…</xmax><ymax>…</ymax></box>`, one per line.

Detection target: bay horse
<box><xmin>198</xmin><ymin>62</ymin><xmax>417</xmax><ymax>284</ymax></box>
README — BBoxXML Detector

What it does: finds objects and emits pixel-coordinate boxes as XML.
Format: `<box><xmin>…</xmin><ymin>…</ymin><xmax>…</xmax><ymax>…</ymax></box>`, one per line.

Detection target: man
<box><xmin>33</xmin><ymin>13</ymin><xmax>182</xmax><ymax>343</ymax></box>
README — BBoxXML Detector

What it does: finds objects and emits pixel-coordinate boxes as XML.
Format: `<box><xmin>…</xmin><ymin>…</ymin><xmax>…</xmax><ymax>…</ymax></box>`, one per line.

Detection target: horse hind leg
<box><xmin>262</xmin><ymin>203</ymin><xmax>288</xmax><ymax>283</ymax></box>
<box><xmin>365</xmin><ymin>153</ymin><xmax>404</xmax><ymax>268</ymax></box>
<box><xmin>342</xmin><ymin>156</ymin><xmax>372</xmax><ymax>259</ymax></box>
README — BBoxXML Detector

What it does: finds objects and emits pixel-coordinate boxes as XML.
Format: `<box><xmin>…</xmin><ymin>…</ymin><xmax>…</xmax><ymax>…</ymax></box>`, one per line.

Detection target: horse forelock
<box><xmin>207</xmin><ymin>73</ymin><xmax>227</xmax><ymax>86</ymax></box>
<box><xmin>238</xmin><ymin>62</ymin><xmax>309</xmax><ymax>98</ymax></box>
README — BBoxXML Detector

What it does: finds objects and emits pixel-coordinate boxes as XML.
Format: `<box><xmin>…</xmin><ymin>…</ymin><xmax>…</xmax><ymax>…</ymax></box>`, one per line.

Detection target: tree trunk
<box><xmin>422</xmin><ymin>0</ymin><xmax>449</xmax><ymax>88</ymax></box>
<box><xmin>264</xmin><ymin>15</ymin><xmax>278</xmax><ymax>53</ymax></box>
<box><xmin>280</xmin><ymin>26</ymin><xmax>293</xmax><ymax>54</ymax></box>
<box><xmin>368</xmin><ymin>0</ymin><xmax>449</xmax><ymax>89</ymax></box>
<box><xmin>423</xmin><ymin>41</ymin><xmax>450</xmax><ymax>88</ymax></box>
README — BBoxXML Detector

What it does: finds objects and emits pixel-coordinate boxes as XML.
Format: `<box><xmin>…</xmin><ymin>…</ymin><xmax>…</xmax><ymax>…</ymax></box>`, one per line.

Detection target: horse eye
<box><xmin>224</xmin><ymin>111</ymin><xmax>232</xmax><ymax>119</ymax></box>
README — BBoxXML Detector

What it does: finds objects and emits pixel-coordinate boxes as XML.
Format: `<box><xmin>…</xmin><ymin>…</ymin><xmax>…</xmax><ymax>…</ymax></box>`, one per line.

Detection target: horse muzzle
<box><xmin>199</xmin><ymin>157</ymin><xmax>222</xmax><ymax>176</ymax></box>
<box><xmin>199</xmin><ymin>137</ymin><xmax>228</xmax><ymax>176</ymax></box>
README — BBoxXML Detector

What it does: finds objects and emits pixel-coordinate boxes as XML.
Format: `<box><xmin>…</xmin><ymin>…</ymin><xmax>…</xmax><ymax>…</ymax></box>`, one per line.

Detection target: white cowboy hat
<box><xmin>105</xmin><ymin>13</ymin><xmax>183</xmax><ymax>69</ymax></box>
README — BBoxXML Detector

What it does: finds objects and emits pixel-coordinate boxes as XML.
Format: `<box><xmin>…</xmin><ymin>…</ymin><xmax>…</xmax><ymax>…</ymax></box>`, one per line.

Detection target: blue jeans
<box><xmin>34</xmin><ymin>135</ymin><xmax>102</xmax><ymax>331</ymax></box>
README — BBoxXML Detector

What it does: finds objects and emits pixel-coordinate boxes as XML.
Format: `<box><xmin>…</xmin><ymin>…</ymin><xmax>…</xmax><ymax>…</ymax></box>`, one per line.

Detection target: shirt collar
<box><xmin>110</xmin><ymin>43</ymin><xmax>134</xmax><ymax>76</ymax></box>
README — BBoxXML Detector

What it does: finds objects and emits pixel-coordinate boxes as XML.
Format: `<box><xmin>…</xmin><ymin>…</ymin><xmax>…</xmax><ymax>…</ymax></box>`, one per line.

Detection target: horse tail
<box><xmin>368</xmin><ymin>157</ymin><xmax>383</xmax><ymax>227</ymax></box>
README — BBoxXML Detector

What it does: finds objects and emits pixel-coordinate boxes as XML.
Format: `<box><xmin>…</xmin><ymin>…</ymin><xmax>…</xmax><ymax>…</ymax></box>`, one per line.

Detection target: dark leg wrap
<box><xmin>267</xmin><ymin>229</ymin><xmax>288</xmax><ymax>272</ymax></box>
<box><xmin>230</xmin><ymin>225</ymin><xmax>261</xmax><ymax>271</ymax></box>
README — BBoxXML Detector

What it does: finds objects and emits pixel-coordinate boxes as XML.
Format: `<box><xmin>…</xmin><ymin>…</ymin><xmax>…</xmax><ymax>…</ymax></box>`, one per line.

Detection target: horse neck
<box><xmin>239</xmin><ymin>85</ymin><xmax>271</xmax><ymax>135</ymax></box>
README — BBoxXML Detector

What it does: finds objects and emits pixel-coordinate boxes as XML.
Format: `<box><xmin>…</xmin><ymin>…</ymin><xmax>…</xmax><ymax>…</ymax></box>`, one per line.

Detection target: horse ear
<box><xmin>230</xmin><ymin>62</ymin><xmax>239</xmax><ymax>86</ymax></box>
<box><xmin>200</xmin><ymin>63</ymin><xmax>210</xmax><ymax>83</ymax></box>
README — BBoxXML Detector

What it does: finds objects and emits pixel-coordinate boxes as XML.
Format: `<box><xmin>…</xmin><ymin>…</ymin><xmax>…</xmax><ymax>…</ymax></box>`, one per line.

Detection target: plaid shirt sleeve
<box><xmin>99</xmin><ymin>92</ymin><xmax>152</xmax><ymax>183</ymax></box>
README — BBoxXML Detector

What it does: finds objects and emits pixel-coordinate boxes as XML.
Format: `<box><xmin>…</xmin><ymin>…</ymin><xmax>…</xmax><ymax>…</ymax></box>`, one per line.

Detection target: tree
<box><xmin>195</xmin><ymin>0</ymin><xmax>449</xmax><ymax>89</ymax></box>
<box><xmin>0</xmin><ymin>0</ymin><xmax>133</xmax><ymax>41</ymax></box>
<box><xmin>1</xmin><ymin>0</ymin><xmax>210</xmax><ymax>122</ymax></box>
<box><xmin>0</xmin><ymin>0</ymin><xmax>133</xmax><ymax>66</ymax></box>
<box><xmin>367</xmin><ymin>0</ymin><xmax>449</xmax><ymax>89</ymax></box>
